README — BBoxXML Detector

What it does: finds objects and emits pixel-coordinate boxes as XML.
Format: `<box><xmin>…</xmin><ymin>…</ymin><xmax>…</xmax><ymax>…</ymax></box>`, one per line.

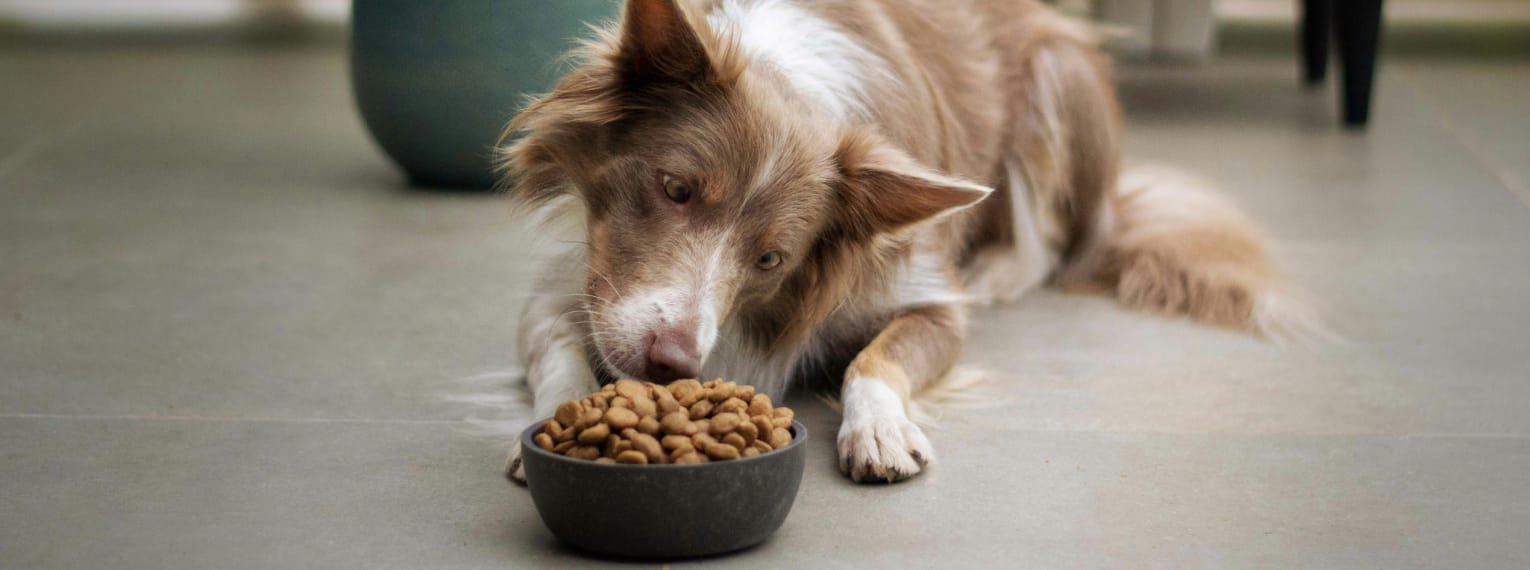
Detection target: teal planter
<box><xmin>350</xmin><ymin>0</ymin><xmax>618</xmax><ymax>189</ymax></box>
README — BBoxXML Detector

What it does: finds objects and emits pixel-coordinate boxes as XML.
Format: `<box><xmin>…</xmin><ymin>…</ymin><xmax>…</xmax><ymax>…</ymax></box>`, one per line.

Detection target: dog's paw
<box><xmin>505</xmin><ymin>441</ymin><xmax>527</xmax><ymax>486</ymax></box>
<box><xmin>836</xmin><ymin>379</ymin><xmax>934</xmax><ymax>483</ymax></box>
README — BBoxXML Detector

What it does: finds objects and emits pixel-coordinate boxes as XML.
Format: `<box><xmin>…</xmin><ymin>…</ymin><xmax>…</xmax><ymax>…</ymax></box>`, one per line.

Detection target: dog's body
<box><xmin>502</xmin><ymin>0</ymin><xmax>1306</xmax><ymax>482</ymax></box>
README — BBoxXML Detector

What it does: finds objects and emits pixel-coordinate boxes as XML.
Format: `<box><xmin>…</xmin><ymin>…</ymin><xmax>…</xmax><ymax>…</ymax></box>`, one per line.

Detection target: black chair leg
<box><xmin>1300</xmin><ymin>0</ymin><xmax>1332</xmax><ymax>85</ymax></box>
<box><xmin>1336</xmin><ymin>0</ymin><xmax>1384</xmax><ymax>128</ymax></box>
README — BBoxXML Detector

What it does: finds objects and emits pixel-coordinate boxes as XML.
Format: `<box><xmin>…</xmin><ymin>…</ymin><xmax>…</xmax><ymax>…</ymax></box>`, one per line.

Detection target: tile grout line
<box><xmin>1393</xmin><ymin>68</ymin><xmax>1530</xmax><ymax>212</ymax></box>
<box><xmin>0</xmin><ymin>412</ymin><xmax>464</xmax><ymax>425</ymax></box>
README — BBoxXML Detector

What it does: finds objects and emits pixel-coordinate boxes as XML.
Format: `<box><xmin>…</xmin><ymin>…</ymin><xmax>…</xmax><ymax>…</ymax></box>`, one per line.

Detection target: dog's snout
<box><xmin>643</xmin><ymin>328</ymin><xmax>701</xmax><ymax>382</ymax></box>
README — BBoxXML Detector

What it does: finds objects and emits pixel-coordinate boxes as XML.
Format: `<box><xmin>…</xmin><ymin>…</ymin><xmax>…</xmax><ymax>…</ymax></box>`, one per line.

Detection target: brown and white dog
<box><xmin>500</xmin><ymin>0</ymin><xmax>1312</xmax><ymax>483</ymax></box>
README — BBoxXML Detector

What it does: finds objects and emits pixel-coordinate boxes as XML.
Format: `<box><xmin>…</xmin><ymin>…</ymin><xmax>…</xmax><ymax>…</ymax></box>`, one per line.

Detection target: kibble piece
<box><xmin>769</xmin><ymin>427</ymin><xmax>792</xmax><ymax>449</ymax></box>
<box><xmin>737</xmin><ymin>420</ymin><xmax>758</xmax><ymax>445</ymax></box>
<box><xmin>636</xmin><ymin>415</ymin><xmax>661</xmax><ymax>435</ymax></box>
<box><xmin>772</xmin><ymin>407</ymin><xmax>794</xmax><ymax>421</ymax></box>
<box><xmin>751</xmin><ymin>415</ymin><xmax>774</xmax><ymax>438</ymax></box>
<box><xmin>742</xmin><ymin>447</ymin><xmax>760</xmax><ymax>458</ymax></box>
<box><xmin>615</xmin><ymin>379</ymin><xmax>647</xmax><ymax>401</ymax></box>
<box><xmin>632</xmin><ymin>396</ymin><xmax>658</xmax><ymax>418</ymax></box>
<box><xmin>577</xmin><ymin>422</ymin><xmax>610</xmax><ymax>445</ymax></box>
<box><xmin>733</xmin><ymin>384</ymin><xmax>756</xmax><ymax>402</ymax></box>
<box><xmin>722</xmin><ymin>432</ymin><xmax>747</xmax><ymax>452</ymax></box>
<box><xmin>771</xmin><ymin>416</ymin><xmax>791</xmax><ymax>429</ymax></box>
<box><xmin>707</xmin><ymin>383</ymin><xmax>734</xmax><ymax>402</ymax></box>
<box><xmin>627</xmin><ymin>431</ymin><xmax>665</xmax><ymax>464</ymax></box>
<box><xmin>589</xmin><ymin>393</ymin><xmax>609</xmax><ymax>411</ymax></box>
<box><xmin>533</xmin><ymin>432</ymin><xmax>555</xmax><ymax>451</ymax></box>
<box><xmin>747</xmin><ymin>394</ymin><xmax>773</xmax><ymax>417</ymax></box>
<box><xmin>668</xmin><ymin>379</ymin><xmax>704</xmax><ymax>406</ymax></box>
<box><xmin>693</xmin><ymin>419</ymin><xmax>711</xmax><ymax>435</ymax></box>
<box><xmin>604</xmin><ymin>407</ymin><xmax>639</xmax><ymax>430</ymax></box>
<box><xmin>612</xmin><ymin>396</ymin><xmax>633</xmax><ymax>409</ymax></box>
<box><xmin>553</xmin><ymin>440</ymin><xmax>576</xmax><ymax>454</ymax></box>
<box><xmin>661</xmin><ymin>435</ymin><xmax>692</xmax><ymax>450</ymax></box>
<box><xmin>752</xmin><ymin>440</ymin><xmax>773</xmax><ymax>453</ymax></box>
<box><xmin>705</xmin><ymin>443</ymin><xmax>740</xmax><ymax>460</ymax></box>
<box><xmin>693</xmin><ymin>433</ymin><xmax>719</xmax><ymax>450</ymax></box>
<box><xmin>543</xmin><ymin>419</ymin><xmax>565</xmax><ymax>437</ymax></box>
<box><xmin>688</xmin><ymin>399</ymin><xmax>714</xmax><ymax>420</ymax></box>
<box><xmin>656</xmin><ymin>395</ymin><xmax>682</xmax><ymax>415</ymax></box>
<box><xmin>660</xmin><ymin>412</ymin><xmax>693</xmax><ymax>435</ymax></box>
<box><xmin>615</xmin><ymin>450</ymin><xmax>649</xmax><ymax>464</ymax></box>
<box><xmin>575</xmin><ymin>407</ymin><xmax>603</xmax><ymax>430</ymax></box>
<box><xmin>716</xmin><ymin>397</ymin><xmax>748</xmax><ymax>415</ymax></box>
<box><xmin>554</xmin><ymin>401</ymin><xmax>581</xmax><ymax>426</ymax></box>
<box><xmin>709</xmin><ymin>412</ymin><xmax>740</xmax><ymax>435</ymax></box>
<box><xmin>595</xmin><ymin>457</ymin><xmax>617</xmax><ymax>464</ymax></box>
<box><xmin>674</xmin><ymin>452</ymin><xmax>709</xmax><ymax>464</ymax></box>
<box><xmin>568</xmin><ymin>445</ymin><xmax>602</xmax><ymax>460</ymax></box>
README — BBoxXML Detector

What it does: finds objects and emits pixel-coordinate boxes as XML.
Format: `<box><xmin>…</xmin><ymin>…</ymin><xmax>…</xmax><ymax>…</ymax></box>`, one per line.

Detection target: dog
<box><xmin>499</xmin><ymin>0</ymin><xmax>1311</xmax><ymax>483</ymax></box>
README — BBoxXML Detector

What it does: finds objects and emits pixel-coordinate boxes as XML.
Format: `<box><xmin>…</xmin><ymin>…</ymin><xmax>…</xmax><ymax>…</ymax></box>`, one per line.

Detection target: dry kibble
<box><xmin>576</xmin><ymin>407</ymin><xmax>603</xmax><ymax>430</ymax></box>
<box><xmin>769</xmin><ymin>427</ymin><xmax>792</xmax><ymax>449</ymax></box>
<box><xmin>705</xmin><ymin>443</ymin><xmax>740</xmax><ymax>460</ymax></box>
<box><xmin>555</xmin><ymin>401</ymin><xmax>581</xmax><ymax>426</ymax></box>
<box><xmin>733</xmin><ymin>384</ymin><xmax>756</xmax><ymax>402</ymax></box>
<box><xmin>715</xmin><ymin>397</ymin><xmax>748</xmax><ymax>415</ymax></box>
<box><xmin>636</xmin><ymin>415</ymin><xmax>662</xmax><ymax>435</ymax></box>
<box><xmin>674</xmin><ymin>452</ymin><xmax>709</xmax><ymax>464</ymax></box>
<box><xmin>539</xmin><ymin>379</ymin><xmax>793</xmax><ymax>464</ymax></box>
<box><xmin>737</xmin><ymin>421</ymin><xmax>758</xmax><ymax>445</ymax></box>
<box><xmin>709</xmin><ymin>412</ymin><xmax>740</xmax><ymax>435</ymax></box>
<box><xmin>577</xmin><ymin>422</ymin><xmax>610</xmax><ymax>445</ymax></box>
<box><xmin>632</xmin><ymin>396</ymin><xmax>658</xmax><ymax>418</ymax></box>
<box><xmin>748</xmin><ymin>394</ymin><xmax>773</xmax><ymax>417</ymax></box>
<box><xmin>615</xmin><ymin>450</ymin><xmax>649</xmax><ymax>464</ymax></box>
<box><xmin>627</xmin><ymin>431</ymin><xmax>665</xmax><ymax>463</ymax></box>
<box><xmin>615</xmin><ymin>379</ymin><xmax>647</xmax><ymax>401</ymax></box>
<box><xmin>661</xmin><ymin>435</ymin><xmax>692</xmax><ymax>450</ymax></box>
<box><xmin>660</xmin><ymin>412</ymin><xmax>693</xmax><ymax>435</ymax></box>
<box><xmin>751</xmin><ymin>415</ymin><xmax>774</xmax><ymax>438</ymax></box>
<box><xmin>604</xmin><ymin>407</ymin><xmax>639</xmax><ymax>430</ymax></box>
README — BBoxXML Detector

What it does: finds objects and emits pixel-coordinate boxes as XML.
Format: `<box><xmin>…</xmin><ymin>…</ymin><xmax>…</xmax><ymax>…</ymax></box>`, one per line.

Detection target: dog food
<box><xmin>533</xmin><ymin>379</ymin><xmax>795</xmax><ymax>464</ymax></box>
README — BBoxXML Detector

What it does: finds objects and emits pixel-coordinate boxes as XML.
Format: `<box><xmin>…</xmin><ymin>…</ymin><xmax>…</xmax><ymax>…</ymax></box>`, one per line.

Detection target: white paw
<box><xmin>836</xmin><ymin>379</ymin><xmax>934</xmax><ymax>483</ymax></box>
<box><xmin>505</xmin><ymin>440</ymin><xmax>527</xmax><ymax>485</ymax></box>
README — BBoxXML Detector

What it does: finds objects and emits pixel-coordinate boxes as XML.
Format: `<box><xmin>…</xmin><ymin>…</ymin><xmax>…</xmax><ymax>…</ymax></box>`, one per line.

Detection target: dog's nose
<box><xmin>643</xmin><ymin>328</ymin><xmax>700</xmax><ymax>382</ymax></box>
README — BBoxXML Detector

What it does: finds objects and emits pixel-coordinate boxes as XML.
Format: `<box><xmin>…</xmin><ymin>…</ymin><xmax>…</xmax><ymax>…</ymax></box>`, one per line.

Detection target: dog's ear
<box><xmin>834</xmin><ymin>131</ymin><xmax>993</xmax><ymax>237</ymax></box>
<box><xmin>619</xmin><ymin>0</ymin><xmax>711</xmax><ymax>81</ymax></box>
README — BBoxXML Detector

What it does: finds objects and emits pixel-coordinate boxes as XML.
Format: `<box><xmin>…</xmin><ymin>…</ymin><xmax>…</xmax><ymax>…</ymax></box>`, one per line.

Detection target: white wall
<box><xmin>0</xmin><ymin>0</ymin><xmax>349</xmax><ymax>27</ymax></box>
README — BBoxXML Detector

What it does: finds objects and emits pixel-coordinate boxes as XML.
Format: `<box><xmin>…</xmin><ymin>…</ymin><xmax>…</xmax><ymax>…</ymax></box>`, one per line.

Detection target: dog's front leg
<box><xmin>504</xmin><ymin>271</ymin><xmax>602</xmax><ymax>484</ymax></box>
<box><xmin>839</xmin><ymin>303</ymin><xmax>966</xmax><ymax>483</ymax></box>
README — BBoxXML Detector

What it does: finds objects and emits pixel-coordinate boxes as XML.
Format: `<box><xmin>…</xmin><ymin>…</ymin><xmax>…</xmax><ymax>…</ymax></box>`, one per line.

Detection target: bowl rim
<box><xmin>520</xmin><ymin>418</ymin><xmax>808</xmax><ymax>470</ymax></box>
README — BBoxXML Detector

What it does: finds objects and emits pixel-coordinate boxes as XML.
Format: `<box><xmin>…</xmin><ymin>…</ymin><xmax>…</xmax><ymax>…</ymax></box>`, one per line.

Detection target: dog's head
<box><xmin>504</xmin><ymin>0</ymin><xmax>989</xmax><ymax>382</ymax></box>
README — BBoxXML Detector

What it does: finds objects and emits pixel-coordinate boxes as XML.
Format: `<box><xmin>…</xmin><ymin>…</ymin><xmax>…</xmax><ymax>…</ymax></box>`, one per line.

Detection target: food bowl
<box><xmin>519</xmin><ymin>419</ymin><xmax>807</xmax><ymax>559</ymax></box>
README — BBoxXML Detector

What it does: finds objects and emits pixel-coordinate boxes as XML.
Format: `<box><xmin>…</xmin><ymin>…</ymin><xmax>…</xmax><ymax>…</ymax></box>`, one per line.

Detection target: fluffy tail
<box><xmin>1060</xmin><ymin>165</ymin><xmax>1325</xmax><ymax>342</ymax></box>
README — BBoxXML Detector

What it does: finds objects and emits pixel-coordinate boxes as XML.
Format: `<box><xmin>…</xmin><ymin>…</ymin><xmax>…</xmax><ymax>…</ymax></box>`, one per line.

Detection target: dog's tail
<box><xmin>1057</xmin><ymin>164</ymin><xmax>1326</xmax><ymax>342</ymax></box>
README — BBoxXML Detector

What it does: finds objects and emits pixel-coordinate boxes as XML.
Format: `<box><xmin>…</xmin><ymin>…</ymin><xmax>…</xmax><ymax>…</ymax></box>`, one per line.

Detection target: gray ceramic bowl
<box><xmin>520</xmin><ymin>420</ymin><xmax>808</xmax><ymax>559</ymax></box>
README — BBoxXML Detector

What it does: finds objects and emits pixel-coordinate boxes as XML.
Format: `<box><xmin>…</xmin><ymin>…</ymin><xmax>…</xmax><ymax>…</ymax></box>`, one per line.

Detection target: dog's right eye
<box><xmin>662</xmin><ymin>175</ymin><xmax>692</xmax><ymax>204</ymax></box>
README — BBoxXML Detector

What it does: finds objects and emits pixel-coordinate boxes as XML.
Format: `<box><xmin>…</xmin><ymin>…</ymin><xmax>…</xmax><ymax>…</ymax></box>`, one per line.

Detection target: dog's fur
<box><xmin>499</xmin><ymin>0</ymin><xmax>1310</xmax><ymax>483</ymax></box>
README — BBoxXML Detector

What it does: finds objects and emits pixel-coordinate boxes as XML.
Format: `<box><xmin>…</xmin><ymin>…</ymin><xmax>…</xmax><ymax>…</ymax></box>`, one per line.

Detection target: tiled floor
<box><xmin>2</xmin><ymin>34</ymin><xmax>1528</xmax><ymax>568</ymax></box>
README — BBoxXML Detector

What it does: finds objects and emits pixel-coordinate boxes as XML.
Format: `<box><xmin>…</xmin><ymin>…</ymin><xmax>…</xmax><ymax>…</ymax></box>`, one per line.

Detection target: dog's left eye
<box><xmin>662</xmin><ymin>175</ymin><xmax>692</xmax><ymax>204</ymax></box>
<box><xmin>755</xmin><ymin>251</ymin><xmax>783</xmax><ymax>271</ymax></box>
